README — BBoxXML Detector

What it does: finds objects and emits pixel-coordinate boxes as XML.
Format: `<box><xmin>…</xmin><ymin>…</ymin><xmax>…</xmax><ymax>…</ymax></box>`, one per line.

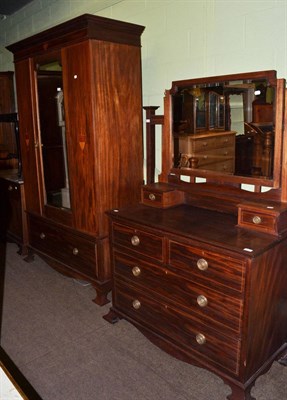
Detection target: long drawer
<box><xmin>192</xmin><ymin>134</ymin><xmax>235</xmax><ymax>152</ymax></box>
<box><xmin>168</xmin><ymin>240</ymin><xmax>246</xmax><ymax>296</ymax></box>
<box><xmin>29</xmin><ymin>215</ymin><xmax>98</xmax><ymax>278</ymax></box>
<box><xmin>198</xmin><ymin>158</ymin><xmax>234</xmax><ymax>171</ymax></box>
<box><xmin>195</xmin><ymin>146</ymin><xmax>234</xmax><ymax>159</ymax></box>
<box><xmin>114</xmin><ymin>251</ymin><xmax>243</xmax><ymax>335</ymax></box>
<box><xmin>114</xmin><ymin>279</ymin><xmax>241</xmax><ymax>375</ymax></box>
<box><xmin>112</xmin><ymin>222</ymin><xmax>164</xmax><ymax>262</ymax></box>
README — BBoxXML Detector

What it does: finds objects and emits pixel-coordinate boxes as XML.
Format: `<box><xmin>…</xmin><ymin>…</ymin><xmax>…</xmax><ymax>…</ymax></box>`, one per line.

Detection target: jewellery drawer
<box><xmin>237</xmin><ymin>202</ymin><xmax>287</xmax><ymax>236</ymax></box>
<box><xmin>238</xmin><ymin>210</ymin><xmax>276</xmax><ymax>233</ymax></box>
<box><xmin>141</xmin><ymin>187</ymin><xmax>184</xmax><ymax>208</ymax></box>
<box><xmin>112</xmin><ymin>222</ymin><xmax>164</xmax><ymax>262</ymax></box>
<box><xmin>114</xmin><ymin>280</ymin><xmax>241</xmax><ymax>375</ymax></box>
<box><xmin>168</xmin><ymin>240</ymin><xmax>246</xmax><ymax>295</ymax></box>
<box><xmin>114</xmin><ymin>251</ymin><xmax>243</xmax><ymax>334</ymax></box>
<box><xmin>29</xmin><ymin>216</ymin><xmax>97</xmax><ymax>278</ymax></box>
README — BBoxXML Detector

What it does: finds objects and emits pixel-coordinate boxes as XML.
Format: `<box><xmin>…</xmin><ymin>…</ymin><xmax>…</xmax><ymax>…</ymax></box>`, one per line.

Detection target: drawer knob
<box><xmin>197</xmin><ymin>295</ymin><xmax>208</xmax><ymax>307</ymax></box>
<box><xmin>131</xmin><ymin>235</ymin><xmax>140</xmax><ymax>246</ymax></box>
<box><xmin>197</xmin><ymin>258</ymin><xmax>208</xmax><ymax>271</ymax></box>
<box><xmin>73</xmin><ymin>247</ymin><xmax>79</xmax><ymax>255</ymax></box>
<box><xmin>252</xmin><ymin>215</ymin><xmax>262</xmax><ymax>225</ymax></box>
<box><xmin>40</xmin><ymin>232</ymin><xmax>45</xmax><ymax>239</ymax></box>
<box><xmin>132</xmin><ymin>299</ymin><xmax>141</xmax><ymax>310</ymax></box>
<box><xmin>148</xmin><ymin>193</ymin><xmax>156</xmax><ymax>201</ymax></box>
<box><xmin>8</xmin><ymin>185</ymin><xmax>13</xmax><ymax>191</ymax></box>
<box><xmin>196</xmin><ymin>333</ymin><xmax>206</xmax><ymax>345</ymax></box>
<box><xmin>132</xmin><ymin>266</ymin><xmax>141</xmax><ymax>276</ymax></box>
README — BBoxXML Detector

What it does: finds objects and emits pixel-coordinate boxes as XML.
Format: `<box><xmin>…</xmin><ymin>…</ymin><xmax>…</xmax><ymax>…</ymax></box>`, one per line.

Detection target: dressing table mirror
<box><xmin>105</xmin><ymin>71</ymin><xmax>287</xmax><ymax>399</ymax></box>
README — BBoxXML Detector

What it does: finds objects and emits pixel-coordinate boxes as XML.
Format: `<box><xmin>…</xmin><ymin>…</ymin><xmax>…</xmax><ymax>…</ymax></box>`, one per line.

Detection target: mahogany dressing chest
<box><xmin>105</xmin><ymin>71</ymin><xmax>287</xmax><ymax>399</ymax></box>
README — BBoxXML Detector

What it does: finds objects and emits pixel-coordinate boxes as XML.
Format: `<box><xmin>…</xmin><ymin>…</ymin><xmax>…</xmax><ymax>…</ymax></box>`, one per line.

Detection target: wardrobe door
<box><xmin>15</xmin><ymin>59</ymin><xmax>43</xmax><ymax>214</ymax></box>
<box><xmin>61</xmin><ymin>41</ymin><xmax>98</xmax><ymax>235</ymax></box>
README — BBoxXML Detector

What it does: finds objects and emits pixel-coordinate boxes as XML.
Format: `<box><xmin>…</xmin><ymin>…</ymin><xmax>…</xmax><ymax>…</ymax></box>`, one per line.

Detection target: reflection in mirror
<box><xmin>172</xmin><ymin>76</ymin><xmax>275</xmax><ymax>179</ymax></box>
<box><xmin>37</xmin><ymin>60</ymin><xmax>71</xmax><ymax>209</ymax></box>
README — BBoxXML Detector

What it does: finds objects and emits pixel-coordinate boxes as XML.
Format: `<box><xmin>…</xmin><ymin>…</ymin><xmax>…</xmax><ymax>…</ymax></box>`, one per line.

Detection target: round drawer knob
<box><xmin>197</xmin><ymin>295</ymin><xmax>208</xmax><ymax>307</ymax></box>
<box><xmin>196</xmin><ymin>333</ymin><xmax>206</xmax><ymax>345</ymax></box>
<box><xmin>132</xmin><ymin>266</ymin><xmax>141</xmax><ymax>276</ymax></box>
<box><xmin>131</xmin><ymin>235</ymin><xmax>140</xmax><ymax>246</ymax></box>
<box><xmin>148</xmin><ymin>193</ymin><xmax>156</xmax><ymax>201</ymax></box>
<box><xmin>73</xmin><ymin>247</ymin><xmax>79</xmax><ymax>255</ymax></box>
<box><xmin>252</xmin><ymin>215</ymin><xmax>262</xmax><ymax>225</ymax></box>
<box><xmin>197</xmin><ymin>258</ymin><xmax>208</xmax><ymax>271</ymax></box>
<box><xmin>8</xmin><ymin>185</ymin><xmax>13</xmax><ymax>191</ymax></box>
<box><xmin>132</xmin><ymin>299</ymin><xmax>141</xmax><ymax>310</ymax></box>
<box><xmin>40</xmin><ymin>232</ymin><xmax>45</xmax><ymax>239</ymax></box>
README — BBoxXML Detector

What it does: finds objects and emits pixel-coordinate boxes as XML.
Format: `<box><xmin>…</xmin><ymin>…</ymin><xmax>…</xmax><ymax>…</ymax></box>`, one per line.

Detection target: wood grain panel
<box><xmin>14</xmin><ymin>59</ymin><xmax>43</xmax><ymax>214</ymax></box>
<box><xmin>243</xmin><ymin>242</ymin><xmax>287</xmax><ymax>380</ymax></box>
<box><xmin>92</xmin><ymin>40</ymin><xmax>143</xmax><ymax>232</ymax></box>
<box><xmin>62</xmin><ymin>39</ymin><xmax>143</xmax><ymax>236</ymax></box>
<box><xmin>61</xmin><ymin>40</ymin><xmax>97</xmax><ymax>234</ymax></box>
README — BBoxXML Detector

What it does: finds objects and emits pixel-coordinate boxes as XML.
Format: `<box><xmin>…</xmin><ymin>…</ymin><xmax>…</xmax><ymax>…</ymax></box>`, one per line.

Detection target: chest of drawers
<box><xmin>177</xmin><ymin>131</ymin><xmax>236</xmax><ymax>173</ymax></box>
<box><xmin>105</xmin><ymin>204</ymin><xmax>287</xmax><ymax>400</ymax></box>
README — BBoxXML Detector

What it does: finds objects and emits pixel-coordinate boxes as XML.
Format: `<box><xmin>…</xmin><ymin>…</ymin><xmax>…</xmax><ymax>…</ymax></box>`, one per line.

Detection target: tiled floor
<box><xmin>0</xmin><ymin>367</ymin><xmax>24</xmax><ymax>400</ymax></box>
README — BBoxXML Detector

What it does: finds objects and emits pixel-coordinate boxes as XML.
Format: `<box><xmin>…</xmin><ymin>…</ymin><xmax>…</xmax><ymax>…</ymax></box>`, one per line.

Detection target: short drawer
<box><xmin>168</xmin><ymin>240</ymin><xmax>246</xmax><ymax>295</ymax></box>
<box><xmin>29</xmin><ymin>216</ymin><xmax>97</xmax><ymax>278</ymax></box>
<box><xmin>114</xmin><ymin>251</ymin><xmax>243</xmax><ymax>334</ymax></box>
<box><xmin>112</xmin><ymin>222</ymin><xmax>164</xmax><ymax>262</ymax></box>
<box><xmin>141</xmin><ymin>188</ymin><xmax>184</xmax><ymax>208</ymax></box>
<box><xmin>114</xmin><ymin>280</ymin><xmax>241</xmax><ymax>375</ymax></box>
<box><xmin>238</xmin><ymin>210</ymin><xmax>277</xmax><ymax>235</ymax></box>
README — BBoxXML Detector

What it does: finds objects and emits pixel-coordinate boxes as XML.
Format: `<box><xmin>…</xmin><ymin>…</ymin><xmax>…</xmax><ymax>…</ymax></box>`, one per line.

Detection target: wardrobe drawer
<box><xmin>168</xmin><ymin>240</ymin><xmax>246</xmax><ymax>295</ymax></box>
<box><xmin>112</xmin><ymin>222</ymin><xmax>164</xmax><ymax>261</ymax></box>
<box><xmin>2</xmin><ymin>179</ymin><xmax>21</xmax><ymax>200</ymax></box>
<box><xmin>114</xmin><ymin>281</ymin><xmax>241</xmax><ymax>375</ymax></box>
<box><xmin>114</xmin><ymin>251</ymin><xmax>242</xmax><ymax>334</ymax></box>
<box><xmin>29</xmin><ymin>216</ymin><xmax>97</xmax><ymax>278</ymax></box>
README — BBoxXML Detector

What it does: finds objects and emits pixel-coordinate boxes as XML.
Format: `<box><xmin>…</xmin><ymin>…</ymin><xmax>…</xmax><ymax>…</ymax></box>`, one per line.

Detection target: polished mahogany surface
<box><xmin>106</xmin><ymin>71</ymin><xmax>287</xmax><ymax>400</ymax></box>
<box><xmin>108</xmin><ymin>204</ymin><xmax>281</xmax><ymax>256</ymax></box>
<box><xmin>107</xmin><ymin>202</ymin><xmax>287</xmax><ymax>399</ymax></box>
<box><xmin>8</xmin><ymin>14</ymin><xmax>145</xmax><ymax>305</ymax></box>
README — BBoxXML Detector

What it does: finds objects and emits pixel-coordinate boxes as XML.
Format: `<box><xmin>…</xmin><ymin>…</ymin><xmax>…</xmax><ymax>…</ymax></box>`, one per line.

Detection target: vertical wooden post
<box><xmin>143</xmin><ymin>106</ymin><xmax>164</xmax><ymax>184</ymax></box>
<box><xmin>280</xmin><ymin>87</ymin><xmax>287</xmax><ymax>202</ymax></box>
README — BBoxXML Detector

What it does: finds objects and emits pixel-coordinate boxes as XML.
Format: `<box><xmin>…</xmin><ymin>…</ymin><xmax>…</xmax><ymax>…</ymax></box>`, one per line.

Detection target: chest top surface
<box><xmin>108</xmin><ymin>204</ymin><xmax>282</xmax><ymax>258</ymax></box>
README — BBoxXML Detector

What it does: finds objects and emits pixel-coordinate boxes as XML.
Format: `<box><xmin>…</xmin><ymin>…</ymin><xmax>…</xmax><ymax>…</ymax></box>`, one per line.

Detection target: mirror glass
<box><xmin>37</xmin><ymin>60</ymin><xmax>71</xmax><ymax>209</ymax></box>
<box><xmin>172</xmin><ymin>75</ymin><xmax>276</xmax><ymax>179</ymax></box>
